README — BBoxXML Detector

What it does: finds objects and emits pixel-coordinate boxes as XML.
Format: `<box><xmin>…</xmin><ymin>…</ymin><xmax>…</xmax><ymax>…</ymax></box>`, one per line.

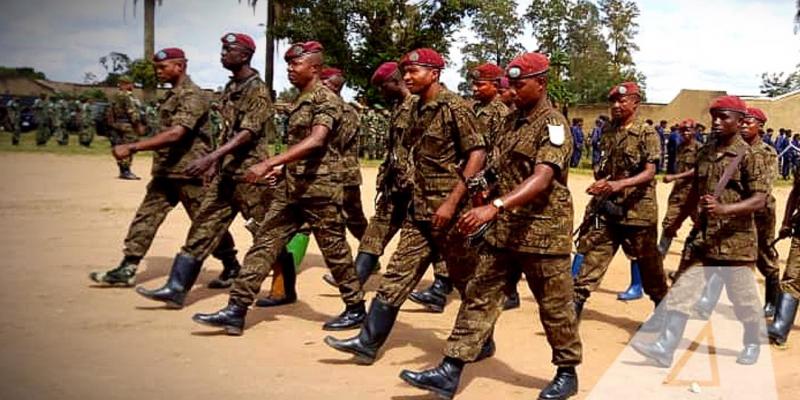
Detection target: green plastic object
<box><xmin>285</xmin><ymin>233</ymin><xmax>310</xmax><ymax>272</ymax></box>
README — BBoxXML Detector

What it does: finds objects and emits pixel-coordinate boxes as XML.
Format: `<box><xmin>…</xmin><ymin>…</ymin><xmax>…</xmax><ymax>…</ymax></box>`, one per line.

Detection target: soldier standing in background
<box><xmin>658</xmin><ymin>119</ymin><xmax>700</xmax><ymax>257</ymax></box>
<box><xmin>78</xmin><ymin>98</ymin><xmax>95</xmax><ymax>147</ymax></box>
<box><xmin>51</xmin><ymin>96</ymin><xmax>68</xmax><ymax>146</ymax></box>
<box><xmin>6</xmin><ymin>96</ymin><xmax>21</xmax><ymax>145</ymax></box>
<box><xmin>89</xmin><ymin>47</ymin><xmax>241</xmax><ymax>289</ymax></box>
<box><xmin>33</xmin><ymin>93</ymin><xmax>51</xmax><ymax>146</ymax></box>
<box><xmin>107</xmin><ymin>76</ymin><xmax>144</xmax><ymax>179</ymax></box>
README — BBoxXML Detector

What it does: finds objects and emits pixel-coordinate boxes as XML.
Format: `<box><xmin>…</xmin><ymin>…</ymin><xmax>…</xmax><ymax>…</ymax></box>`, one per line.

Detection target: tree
<box><xmin>599</xmin><ymin>0</ymin><xmax>639</xmax><ymax>69</ymax></box>
<box><xmin>276</xmin><ymin>86</ymin><xmax>299</xmax><ymax>103</ymax></box>
<box><xmin>795</xmin><ymin>0</ymin><xmax>800</xmax><ymax>33</ymax></box>
<box><xmin>760</xmin><ymin>70</ymin><xmax>800</xmax><ymax>97</ymax></box>
<box><xmin>0</xmin><ymin>66</ymin><xmax>47</xmax><ymax>80</ymax></box>
<box><xmin>458</xmin><ymin>0</ymin><xmax>525</xmax><ymax>94</ymax></box>
<box><xmin>564</xmin><ymin>0</ymin><xmax>617</xmax><ymax>104</ymax></box>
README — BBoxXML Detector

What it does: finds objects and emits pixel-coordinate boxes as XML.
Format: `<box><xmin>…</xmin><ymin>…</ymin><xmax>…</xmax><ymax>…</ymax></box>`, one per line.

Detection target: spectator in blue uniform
<box><xmin>570</xmin><ymin>118</ymin><xmax>584</xmax><ymax>167</ymax></box>
<box><xmin>666</xmin><ymin>123</ymin><xmax>681</xmax><ymax>174</ymax></box>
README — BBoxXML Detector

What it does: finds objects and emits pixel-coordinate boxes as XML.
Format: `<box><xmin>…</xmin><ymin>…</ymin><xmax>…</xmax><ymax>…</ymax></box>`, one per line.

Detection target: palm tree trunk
<box><xmin>143</xmin><ymin>0</ymin><xmax>156</xmax><ymax>101</ymax></box>
<box><xmin>265</xmin><ymin>0</ymin><xmax>276</xmax><ymax>97</ymax></box>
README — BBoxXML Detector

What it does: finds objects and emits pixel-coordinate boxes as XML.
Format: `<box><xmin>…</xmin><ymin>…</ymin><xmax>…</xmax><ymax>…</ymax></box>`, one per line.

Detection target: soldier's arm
<box><xmin>781</xmin><ymin>181</ymin><xmax>799</xmax><ymax>231</ymax></box>
<box><xmin>262</xmin><ymin>124</ymin><xmax>330</xmax><ymax>168</ymax></box>
<box><xmin>702</xmin><ymin>153</ymin><xmax>767</xmax><ymax>216</ymax></box>
<box><xmin>126</xmin><ymin>125</ymin><xmax>190</xmax><ymax>152</ymax></box>
<box><xmin>664</xmin><ymin>168</ymin><xmax>695</xmax><ymax>183</ymax></box>
<box><xmin>497</xmin><ymin>163</ymin><xmax>556</xmax><ymax>210</ymax></box>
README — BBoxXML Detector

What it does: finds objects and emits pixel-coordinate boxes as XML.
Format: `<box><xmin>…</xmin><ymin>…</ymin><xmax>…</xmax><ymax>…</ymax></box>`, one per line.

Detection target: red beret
<box><xmin>679</xmin><ymin>118</ymin><xmax>696</xmax><ymax>129</ymax></box>
<box><xmin>470</xmin><ymin>63</ymin><xmax>504</xmax><ymax>81</ymax></box>
<box><xmin>371</xmin><ymin>62</ymin><xmax>400</xmax><ymax>86</ymax></box>
<box><xmin>153</xmin><ymin>47</ymin><xmax>185</xmax><ymax>62</ymax></box>
<box><xmin>221</xmin><ymin>33</ymin><xmax>256</xmax><ymax>52</ymax></box>
<box><xmin>498</xmin><ymin>76</ymin><xmax>510</xmax><ymax>89</ymax></box>
<box><xmin>506</xmin><ymin>53</ymin><xmax>549</xmax><ymax>80</ymax></box>
<box><xmin>399</xmin><ymin>48</ymin><xmax>445</xmax><ymax>69</ymax></box>
<box><xmin>285</xmin><ymin>41</ymin><xmax>324</xmax><ymax>61</ymax></box>
<box><xmin>709</xmin><ymin>95</ymin><xmax>747</xmax><ymax>114</ymax></box>
<box><xmin>608</xmin><ymin>82</ymin><xmax>641</xmax><ymax>100</ymax></box>
<box><xmin>745</xmin><ymin>107</ymin><xmax>767</xmax><ymax>123</ymax></box>
<box><xmin>320</xmin><ymin>67</ymin><xmax>343</xmax><ymax>81</ymax></box>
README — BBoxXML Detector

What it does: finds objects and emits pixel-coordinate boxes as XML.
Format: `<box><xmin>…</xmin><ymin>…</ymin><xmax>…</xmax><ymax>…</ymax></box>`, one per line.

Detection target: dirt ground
<box><xmin>0</xmin><ymin>152</ymin><xmax>796</xmax><ymax>400</ymax></box>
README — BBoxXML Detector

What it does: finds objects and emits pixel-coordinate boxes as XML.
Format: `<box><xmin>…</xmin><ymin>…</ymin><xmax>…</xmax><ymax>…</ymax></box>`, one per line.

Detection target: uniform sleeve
<box><xmin>642</xmin><ymin>126</ymin><xmax>661</xmax><ymax>164</ymax></box>
<box><xmin>127</xmin><ymin>96</ymin><xmax>142</xmax><ymax>124</ymax></box>
<box><xmin>311</xmin><ymin>90</ymin><xmax>341</xmax><ymax>130</ymax></box>
<box><xmin>742</xmin><ymin>150</ymin><xmax>770</xmax><ymax>195</ymax></box>
<box><xmin>170</xmin><ymin>90</ymin><xmax>208</xmax><ymax>130</ymax></box>
<box><xmin>535</xmin><ymin>117</ymin><xmax>571</xmax><ymax>172</ymax></box>
<box><xmin>239</xmin><ymin>84</ymin><xmax>272</xmax><ymax>135</ymax></box>
<box><xmin>451</xmin><ymin>103</ymin><xmax>485</xmax><ymax>153</ymax></box>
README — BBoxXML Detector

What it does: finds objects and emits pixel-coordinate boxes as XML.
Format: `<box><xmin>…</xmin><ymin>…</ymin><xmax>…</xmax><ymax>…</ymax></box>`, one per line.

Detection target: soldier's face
<box><xmin>498</xmin><ymin>87</ymin><xmax>514</xmax><ymax>105</ymax></box>
<box><xmin>220</xmin><ymin>44</ymin><xmax>250</xmax><ymax>70</ymax></box>
<box><xmin>471</xmin><ymin>80</ymin><xmax>497</xmax><ymax>102</ymax></box>
<box><xmin>710</xmin><ymin>110</ymin><xmax>743</xmax><ymax>140</ymax></box>
<box><xmin>509</xmin><ymin>77</ymin><xmax>544</xmax><ymax>109</ymax></box>
<box><xmin>403</xmin><ymin>65</ymin><xmax>437</xmax><ymax>94</ymax></box>
<box><xmin>680</xmin><ymin>127</ymin><xmax>694</xmax><ymax>142</ymax></box>
<box><xmin>154</xmin><ymin>60</ymin><xmax>183</xmax><ymax>83</ymax></box>
<box><xmin>287</xmin><ymin>56</ymin><xmax>317</xmax><ymax>88</ymax></box>
<box><xmin>610</xmin><ymin>95</ymin><xmax>638</xmax><ymax>121</ymax></box>
<box><xmin>741</xmin><ymin>117</ymin><xmax>761</xmax><ymax>142</ymax></box>
<box><xmin>379</xmin><ymin>80</ymin><xmax>403</xmax><ymax>100</ymax></box>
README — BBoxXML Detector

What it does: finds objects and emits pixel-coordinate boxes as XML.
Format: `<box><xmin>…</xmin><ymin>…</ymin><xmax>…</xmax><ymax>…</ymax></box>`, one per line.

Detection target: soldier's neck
<box><xmin>169</xmin><ymin>74</ymin><xmax>187</xmax><ymax>88</ymax></box>
<box><xmin>231</xmin><ymin>65</ymin><xmax>256</xmax><ymax>82</ymax></box>
<box><xmin>420</xmin><ymin>82</ymin><xmax>442</xmax><ymax>104</ymax></box>
<box><xmin>300</xmin><ymin>76</ymin><xmax>320</xmax><ymax>94</ymax></box>
<box><xmin>744</xmin><ymin>135</ymin><xmax>759</xmax><ymax>146</ymax></box>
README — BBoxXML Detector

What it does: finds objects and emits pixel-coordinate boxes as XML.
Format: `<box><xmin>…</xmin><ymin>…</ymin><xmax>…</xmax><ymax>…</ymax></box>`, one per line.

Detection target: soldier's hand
<box><xmin>202</xmin><ymin>166</ymin><xmax>217</xmax><ymax>186</ymax></box>
<box><xmin>112</xmin><ymin>144</ymin><xmax>131</xmax><ymax>160</ymax></box>
<box><xmin>432</xmin><ymin>201</ymin><xmax>457</xmax><ymax>229</ymax></box>
<box><xmin>663</xmin><ymin>174</ymin><xmax>674</xmax><ymax>184</ymax></box>
<box><xmin>700</xmin><ymin>194</ymin><xmax>728</xmax><ymax>215</ymax></box>
<box><xmin>186</xmin><ymin>156</ymin><xmax>215</xmax><ymax>177</ymax></box>
<box><xmin>588</xmin><ymin>179</ymin><xmax>619</xmax><ymax>196</ymax></box>
<box><xmin>244</xmin><ymin>161</ymin><xmax>272</xmax><ymax>184</ymax></box>
<box><xmin>457</xmin><ymin>205</ymin><xmax>498</xmax><ymax>235</ymax></box>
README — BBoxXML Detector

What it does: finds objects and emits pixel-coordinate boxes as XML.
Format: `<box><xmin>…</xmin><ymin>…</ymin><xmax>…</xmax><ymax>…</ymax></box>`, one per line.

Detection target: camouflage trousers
<box><xmin>230</xmin><ymin>191</ymin><xmax>363</xmax><ymax>307</ymax></box>
<box><xmin>9</xmin><ymin>118</ymin><xmax>21</xmax><ymax>143</ymax></box>
<box><xmin>780</xmin><ymin>236</ymin><xmax>800</xmax><ymax>298</ymax></box>
<box><xmin>375</xmin><ymin>218</ymin><xmax>477</xmax><ymax>308</ymax></box>
<box><xmin>574</xmin><ymin>222</ymin><xmax>668</xmax><ymax>303</ymax></box>
<box><xmin>343</xmin><ymin>185</ymin><xmax>368</xmax><ymax>240</ymax></box>
<box><xmin>123</xmin><ymin>177</ymin><xmax>237</xmax><ymax>262</ymax></box>
<box><xmin>358</xmin><ymin>192</ymin><xmax>448</xmax><ymax>276</ymax></box>
<box><xmin>36</xmin><ymin>121</ymin><xmax>49</xmax><ymax>145</ymax></box>
<box><xmin>666</xmin><ymin>261</ymin><xmax>762</xmax><ymax>324</ymax></box>
<box><xmin>754</xmin><ymin>204</ymin><xmax>779</xmax><ymax>281</ymax></box>
<box><xmin>53</xmin><ymin>123</ymin><xmax>67</xmax><ymax>145</ymax></box>
<box><xmin>445</xmin><ymin>248</ymin><xmax>581</xmax><ymax>365</ymax></box>
<box><xmin>182</xmin><ymin>175</ymin><xmax>271</xmax><ymax>261</ymax></box>
<box><xmin>661</xmin><ymin>188</ymin><xmax>696</xmax><ymax>238</ymax></box>
<box><xmin>78</xmin><ymin>123</ymin><xmax>95</xmax><ymax>146</ymax></box>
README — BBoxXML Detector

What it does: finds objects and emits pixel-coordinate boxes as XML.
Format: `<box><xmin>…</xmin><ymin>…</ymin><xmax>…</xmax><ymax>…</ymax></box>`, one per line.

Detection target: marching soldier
<box><xmin>324</xmin><ymin>48</ymin><xmax>486</xmax><ymax>366</ymax></box>
<box><xmin>78</xmin><ymin>98</ymin><xmax>95</xmax><ymax>147</ymax></box>
<box><xmin>633</xmin><ymin>96</ymin><xmax>769</xmax><ymax>367</ymax></box>
<box><xmin>399</xmin><ymin>51</ymin><xmax>580</xmax><ymax>400</ymax></box>
<box><xmin>33</xmin><ymin>93</ymin><xmax>51</xmax><ymax>146</ymax></box>
<box><xmin>88</xmin><ymin>47</ymin><xmax>241</xmax><ymax>288</ymax></box>
<box><xmin>6</xmin><ymin>96</ymin><xmax>21</xmax><ymax>145</ymax></box>
<box><xmin>658</xmin><ymin>118</ymin><xmax>700</xmax><ymax>256</ymax></box>
<box><xmin>107</xmin><ymin>76</ymin><xmax>144</xmax><ymax>179</ymax></box>
<box><xmin>190</xmin><ymin>40</ymin><xmax>366</xmax><ymax>334</ymax></box>
<box><xmin>572</xmin><ymin>82</ymin><xmax>668</xmax><ymax>330</ymax></box>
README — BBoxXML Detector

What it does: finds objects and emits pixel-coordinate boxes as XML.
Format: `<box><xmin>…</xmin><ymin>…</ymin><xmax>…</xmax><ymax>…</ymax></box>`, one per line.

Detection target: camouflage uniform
<box><xmin>444</xmin><ymin>101</ymin><xmax>582</xmax><ymax>366</ymax></box>
<box><xmin>574</xmin><ymin>120</ymin><xmax>668</xmax><ymax>304</ymax></box>
<box><xmin>51</xmin><ymin>99</ymin><xmax>68</xmax><ymax>145</ymax></box>
<box><xmin>33</xmin><ymin>97</ymin><xmax>51</xmax><ymax>145</ymax></box>
<box><xmin>108</xmin><ymin>90</ymin><xmax>143</xmax><ymax>169</ymax></box>
<box><xmin>751</xmin><ymin>140</ymin><xmax>779</xmax><ymax>282</ymax></box>
<box><xmin>780</xmin><ymin>165</ymin><xmax>800</xmax><ymax>298</ymax></box>
<box><xmin>661</xmin><ymin>140</ymin><xmax>700</xmax><ymax>238</ymax></box>
<box><xmin>6</xmin><ymin>98</ymin><xmax>21</xmax><ymax>145</ymax></box>
<box><xmin>374</xmin><ymin>89</ymin><xmax>484</xmax><ymax>308</ymax></box>
<box><xmin>667</xmin><ymin>135</ymin><xmax>769</xmax><ymax>323</ymax></box>
<box><xmin>122</xmin><ymin>76</ymin><xmax>237</xmax><ymax>264</ymax></box>
<box><xmin>340</xmin><ymin>102</ymin><xmax>368</xmax><ymax>239</ymax></box>
<box><xmin>78</xmin><ymin>101</ymin><xmax>95</xmax><ymax>146</ymax></box>
<box><xmin>229</xmin><ymin>81</ymin><xmax>364</xmax><ymax>307</ymax></box>
<box><xmin>473</xmin><ymin>97</ymin><xmax>508</xmax><ymax>150</ymax></box>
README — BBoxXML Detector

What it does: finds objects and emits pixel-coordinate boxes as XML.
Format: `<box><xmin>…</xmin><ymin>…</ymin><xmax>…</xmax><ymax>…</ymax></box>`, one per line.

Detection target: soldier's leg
<box><xmin>11</xmin><ymin>120</ymin><xmax>20</xmax><ymax>145</ymax></box>
<box><xmin>178</xmin><ymin>181</ymin><xmax>240</xmax><ymax>288</ymax></box>
<box><xmin>573</xmin><ymin>223</ymin><xmax>619</xmax><ymax>308</ymax></box>
<box><xmin>659</xmin><ymin>192</ymin><xmax>689</xmax><ymax>255</ymax></box>
<box><xmin>721</xmin><ymin>265</ymin><xmax>764</xmax><ymax>364</ymax></box>
<box><xmin>408</xmin><ymin>251</ymin><xmax>453</xmax><ymax>313</ymax></box>
<box><xmin>527</xmin><ymin>254</ymin><xmax>581</xmax><ymax>399</ymax></box>
<box><xmin>36</xmin><ymin>125</ymin><xmax>48</xmax><ymax>145</ymax></box>
<box><xmin>769</xmin><ymin>236</ymin><xmax>800</xmax><ymax>345</ymax></box>
<box><xmin>90</xmin><ymin>178</ymin><xmax>176</xmax><ymax>286</ymax></box>
<box><xmin>343</xmin><ymin>185</ymin><xmax>368</xmax><ymax>240</ymax></box>
<box><xmin>755</xmin><ymin>208</ymin><xmax>780</xmax><ymax>317</ymax></box>
<box><xmin>622</xmin><ymin>225</ymin><xmax>668</xmax><ymax>304</ymax></box>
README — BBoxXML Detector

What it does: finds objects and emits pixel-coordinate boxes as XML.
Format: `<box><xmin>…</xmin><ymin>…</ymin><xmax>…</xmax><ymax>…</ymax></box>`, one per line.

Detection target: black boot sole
<box><xmin>322</xmin><ymin>320</ymin><xmax>365</xmax><ymax>331</ymax></box>
<box><xmin>399</xmin><ymin>371</ymin><xmax>455</xmax><ymax>400</ymax></box>
<box><xmin>254</xmin><ymin>296</ymin><xmax>297</xmax><ymax>308</ymax></box>
<box><xmin>407</xmin><ymin>295</ymin><xmax>445</xmax><ymax>313</ymax></box>
<box><xmin>323</xmin><ymin>336</ymin><xmax>376</xmax><ymax>365</ymax></box>
<box><xmin>191</xmin><ymin>316</ymin><xmax>243</xmax><ymax>336</ymax></box>
<box><xmin>134</xmin><ymin>287</ymin><xmax>184</xmax><ymax>309</ymax></box>
<box><xmin>207</xmin><ymin>279</ymin><xmax>233</xmax><ymax>289</ymax></box>
<box><xmin>537</xmin><ymin>386</ymin><xmax>578</xmax><ymax>400</ymax></box>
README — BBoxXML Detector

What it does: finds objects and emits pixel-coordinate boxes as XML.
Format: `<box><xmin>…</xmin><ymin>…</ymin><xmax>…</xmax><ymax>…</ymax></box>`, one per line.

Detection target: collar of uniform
<box><xmin>713</xmin><ymin>135</ymin><xmax>747</xmax><ymax>159</ymax></box>
<box><xmin>418</xmin><ymin>88</ymin><xmax>453</xmax><ymax>112</ymax></box>
<box><xmin>227</xmin><ymin>70</ymin><xmax>261</xmax><ymax>94</ymax></box>
<box><xmin>167</xmin><ymin>75</ymin><xmax>194</xmax><ymax>96</ymax></box>
<box><xmin>291</xmin><ymin>80</ymin><xmax>325</xmax><ymax>109</ymax></box>
<box><xmin>515</xmin><ymin>97</ymin><xmax>551</xmax><ymax>125</ymax></box>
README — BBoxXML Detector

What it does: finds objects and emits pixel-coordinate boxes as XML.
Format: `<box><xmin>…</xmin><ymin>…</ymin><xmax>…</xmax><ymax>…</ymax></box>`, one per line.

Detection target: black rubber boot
<box><xmin>767</xmin><ymin>292</ymin><xmax>799</xmax><ymax>346</ymax></box>
<box><xmin>736</xmin><ymin>322</ymin><xmax>762</xmax><ymax>365</ymax></box>
<box><xmin>639</xmin><ymin>298</ymin><xmax>666</xmax><ymax>333</ymax></box>
<box><xmin>399</xmin><ymin>357</ymin><xmax>464</xmax><ymax>400</ymax></box>
<box><xmin>191</xmin><ymin>300</ymin><xmax>248</xmax><ymax>336</ymax></box>
<box><xmin>323</xmin><ymin>298</ymin><xmax>399</xmax><ymax>364</ymax></box>
<box><xmin>323</xmin><ymin>301</ymin><xmax>366</xmax><ymax>331</ymax></box>
<box><xmin>574</xmin><ymin>298</ymin><xmax>585</xmax><ymax>320</ymax></box>
<box><xmin>323</xmin><ymin>252</ymin><xmax>380</xmax><ymax>288</ymax></box>
<box><xmin>694</xmin><ymin>272</ymin><xmax>724</xmax><ymax>320</ymax></box>
<box><xmin>504</xmin><ymin>268</ymin><xmax>522</xmax><ymax>310</ymax></box>
<box><xmin>408</xmin><ymin>275</ymin><xmax>453</xmax><ymax>313</ymax></box>
<box><xmin>504</xmin><ymin>291</ymin><xmax>521</xmax><ymax>311</ymax></box>
<box><xmin>632</xmin><ymin>311</ymin><xmax>689</xmax><ymax>368</ymax></box>
<box><xmin>657</xmin><ymin>235</ymin><xmax>673</xmax><ymax>256</ymax></box>
<box><xmin>208</xmin><ymin>255</ymin><xmax>242</xmax><ymax>289</ymax></box>
<box><xmin>763</xmin><ymin>275</ymin><xmax>780</xmax><ymax>318</ymax></box>
<box><xmin>118</xmin><ymin>166</ymin><xmax>140</xmax><ymax>180</ymax></box>
<box><xmin>475</xmin><ymin>333</ymin><xmax>496</xmax><ymax>362</ymax></box>
<box><xmin>538</xmin><ymin>366</ymin><xmax>579</xmax><ymax>400</ymax></box>
<box><xmin>135</xmin><ymin>253</ymin><xmax>202</xmax><ymax>309</ymax></box>
<box><xmin>88</xmin><ymin>256</ymin><xmax>140</xmax><ymax>287</ymax></box>
<box><xmin>255</xmin><ymin>251</ymin><xmax>297</xmax><ymax>307</ymax></box>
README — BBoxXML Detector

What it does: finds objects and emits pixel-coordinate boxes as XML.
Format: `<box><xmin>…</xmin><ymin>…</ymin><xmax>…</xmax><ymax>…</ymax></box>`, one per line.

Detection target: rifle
<box><xmin>698</xmin><ymin>149</ymin><xmax>746</xmax><ymax>240</ymax></box>
<box><xmin>457</xmin><ymin>166</ymin><xmax>498</xmax><ymax>246</ymax></box>
<box><xmin>767</xmin><ymin>209</ymin><xmax>800</xmax><ymax>259</ymax></box>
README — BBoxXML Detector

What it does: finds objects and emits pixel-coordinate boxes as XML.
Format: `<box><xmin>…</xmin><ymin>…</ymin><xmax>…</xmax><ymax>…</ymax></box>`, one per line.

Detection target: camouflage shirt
<box><xmin>673</xmin><ymin>139</ymin><xmax>700</xmax><ymax>196</ymax></box>
<box><xmin>109</xmin><ymin>90</ymin><xmax>142</xmax><ymax>129</ymax></box>
<box><xmin>406</xmin><ymin>88</ymin><xmax>485</xmax><ymax>221</ymax></box>
<box><xmin>751</xmin><ymin>140</ymin><xmax>778</xmax><ymax>215</ymax></box>
<box><xmin>340</xmin><ymin>102</ymin><xmax>362</xmax><ymax>186</ymax></box>
<box><xmin>473</xmin><ymin>97</ymin><xmax>508</xmax><ymax>151</ymax></box>
<box><xmin>594</xmin><ymin>119</ymin><xmax>661</xmax><ymax>226</ymax></box>
<box><xmin>151</xmin><ymin>76</ymin><xmax>212</xmax><ymax>179</ymax></box>
<box><xmin>692</xmin><ymin>135</ymin><xmax>770</xmax><ymax>261</ymax></box>
<box><xmin>376</xmin><ymin>94</ymin><xmax>417</xmax><ymax>195</ymax></box>
<box><xmin>486</xmin><ymin>100</ymin><xmax>573</xmax><ymax>255</ymax></box>
<box><xmin>218</xmin><ymin>72</ymin><xmax>274</xmax><ymax>178</ymax></box>
<box><xmin>284</xmin><ymin>81</ymin><xmax>344</xmax><ymax>202</ymax></box>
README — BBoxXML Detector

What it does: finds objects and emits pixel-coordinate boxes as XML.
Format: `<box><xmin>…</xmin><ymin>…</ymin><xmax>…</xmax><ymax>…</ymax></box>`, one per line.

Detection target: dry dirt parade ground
<box><xmin>0</xmin><ymin>151</ymin><xmax>796</xmax><ymax>400</ymax></box>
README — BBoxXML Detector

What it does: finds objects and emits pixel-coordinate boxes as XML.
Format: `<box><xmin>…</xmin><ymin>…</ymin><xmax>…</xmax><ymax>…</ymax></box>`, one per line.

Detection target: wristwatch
<box><xmin>491</xmin><ymin>198</ymin><xmax>505</xmax><ymax>213</ymax></box>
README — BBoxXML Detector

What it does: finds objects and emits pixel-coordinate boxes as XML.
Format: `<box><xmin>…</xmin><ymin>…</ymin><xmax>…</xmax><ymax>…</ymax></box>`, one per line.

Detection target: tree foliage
<box><xmin>0</xmin><ymin>66</ymin><xmax>47</xmax><ymax>80</ymax></box>
<box><xmin>760</xmin><ymin>69</ymin><xmax>800</xmax><ymax>97</ymax></box>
